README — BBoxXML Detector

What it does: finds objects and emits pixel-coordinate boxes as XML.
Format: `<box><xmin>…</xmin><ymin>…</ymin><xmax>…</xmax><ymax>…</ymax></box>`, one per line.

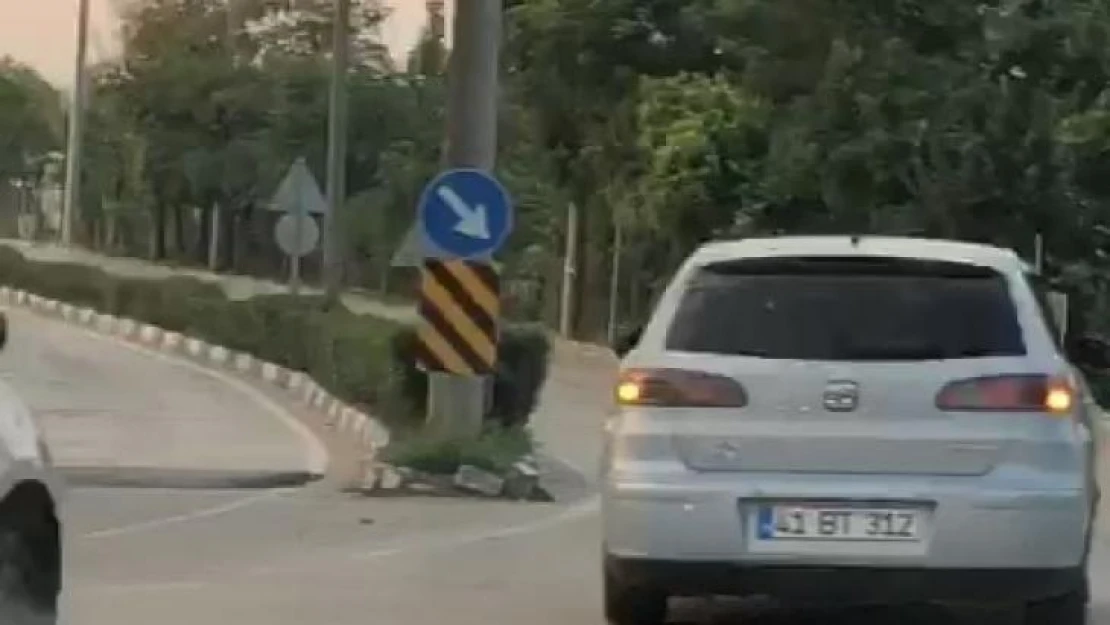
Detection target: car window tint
<box><xmin>665</xmin><ymin>257</ymin><xmax>1026</xmax><ymax>361</ymax></box>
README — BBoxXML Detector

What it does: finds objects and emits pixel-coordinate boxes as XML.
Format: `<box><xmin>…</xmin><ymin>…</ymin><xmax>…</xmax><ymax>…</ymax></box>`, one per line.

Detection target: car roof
<box><xmin>691</xmin><ymin>236</ymin><xmax>1031</xmax><ymax>274</ymax></box>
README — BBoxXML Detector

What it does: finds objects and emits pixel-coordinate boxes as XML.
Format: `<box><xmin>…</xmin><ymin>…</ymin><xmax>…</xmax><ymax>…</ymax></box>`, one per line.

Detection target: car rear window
<box><xmin>664</xmin><ymin>256</ymin><xmax>1026</xmax><ymax>361</ymax></box>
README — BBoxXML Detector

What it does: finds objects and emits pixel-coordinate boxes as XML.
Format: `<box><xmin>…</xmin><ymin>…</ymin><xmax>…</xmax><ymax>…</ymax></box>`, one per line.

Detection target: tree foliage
<box><xmin>0</xmin><ymin>57</ymin><xmax>62</xmax><ymax>182</ymax></box>
<box><xmin>10</xmin><ymin>0</ymin><xmax>1110</xmax><ymax>341</ymax></box>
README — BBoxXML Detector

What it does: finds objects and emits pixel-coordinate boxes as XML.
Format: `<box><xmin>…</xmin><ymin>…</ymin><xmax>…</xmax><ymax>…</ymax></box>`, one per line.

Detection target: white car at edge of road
<box><xmin>602</xmin><ymin>235</ymin><xmax>1104</xmax><ymax>625</ymax></box>
<box><xmin>0</xmin><ymin>311</ymin><xmax>64</xmax><ymax>624</ymax></box>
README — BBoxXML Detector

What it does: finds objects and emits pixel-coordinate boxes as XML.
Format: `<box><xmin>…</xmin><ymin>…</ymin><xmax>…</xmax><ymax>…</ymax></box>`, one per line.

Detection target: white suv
<box><xmin>0</xmin><ymin>312</ymin><xmax>64</xmax><ymax>623</ymax></box>
<box><xmin>602</xmin><ymin>236</ymin><xmax>1103</xmax><ymax>625</ymax></box>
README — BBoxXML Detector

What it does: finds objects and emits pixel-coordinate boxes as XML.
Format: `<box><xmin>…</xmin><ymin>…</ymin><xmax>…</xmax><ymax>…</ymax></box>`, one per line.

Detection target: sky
<box><xmin>0</xmin><ymin>0</ymin><xmax>453</xmax><ymax>88</ymax></box>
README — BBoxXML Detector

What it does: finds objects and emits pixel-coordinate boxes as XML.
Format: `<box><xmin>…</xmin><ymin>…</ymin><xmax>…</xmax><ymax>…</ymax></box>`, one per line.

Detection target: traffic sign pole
<box><xmin>426</xmin><ymin>0</ymin><xmax>504</xmax><ymax>442</ymax></box>
<box><xmin>292</xmin><ymin>209</ymin><xmax>303</xmax><ymax>294</ymax></box>
<box><xmin>269</xmin><ymin>157</ymin><xmax>326</xmax><ymax>295</ymax></box>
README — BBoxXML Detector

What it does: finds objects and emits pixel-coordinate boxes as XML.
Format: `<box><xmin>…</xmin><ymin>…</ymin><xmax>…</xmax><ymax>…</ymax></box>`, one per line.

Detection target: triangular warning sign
<box><xmin>270</xmin><ymin>157</ymin><xmax>327</xmax><ymax>216</ymax></box>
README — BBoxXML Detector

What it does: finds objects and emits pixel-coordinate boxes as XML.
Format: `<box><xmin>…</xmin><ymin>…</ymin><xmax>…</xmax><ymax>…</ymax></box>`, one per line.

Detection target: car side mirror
<box><xmin>613</xmin><ymin>327</ymin><xmax>643</xmax><ymax>359</ymax></box>
<box><xmin>1067</xmin><ymin>333</ymin><xmax>1110</xmax><ymax>371</ymax></box>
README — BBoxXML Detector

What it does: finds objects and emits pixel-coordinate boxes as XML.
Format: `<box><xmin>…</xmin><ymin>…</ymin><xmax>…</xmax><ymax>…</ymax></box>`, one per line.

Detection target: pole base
<box><xmin>426</xmin><ymin>373</ymin><xmax>486</xmax><ymax>441</ymax></box>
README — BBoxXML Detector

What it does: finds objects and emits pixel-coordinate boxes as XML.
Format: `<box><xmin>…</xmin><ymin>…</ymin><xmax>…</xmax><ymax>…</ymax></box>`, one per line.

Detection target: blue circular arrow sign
<box><xmin>418</xmin><ymin>169</ymin><xmax>513</xmax><ymax>260</ymax></box>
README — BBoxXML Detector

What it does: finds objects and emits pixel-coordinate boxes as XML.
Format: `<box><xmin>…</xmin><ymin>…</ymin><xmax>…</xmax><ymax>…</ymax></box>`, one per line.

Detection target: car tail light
<box><xmin>935</xmin><ymin>374</ymin><xmax>1075</xmax><ymax>414</ymax></box>
<box><xmin>616</xmin><ymin>368</ymin><xmax>748</xmax><ymax>407</ymax></box>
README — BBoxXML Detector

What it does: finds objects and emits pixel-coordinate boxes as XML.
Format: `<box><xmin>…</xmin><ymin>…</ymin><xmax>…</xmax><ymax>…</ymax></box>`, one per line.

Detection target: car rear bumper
<box><xmin>605</xmin><ymin>555</ymin><xmax>1085</xmax><ymax>606</ymax></box>
<box><xmin>602</xmin><ymin>476</ymin><xmax>1091</xmax><ymax>569</ymax></box>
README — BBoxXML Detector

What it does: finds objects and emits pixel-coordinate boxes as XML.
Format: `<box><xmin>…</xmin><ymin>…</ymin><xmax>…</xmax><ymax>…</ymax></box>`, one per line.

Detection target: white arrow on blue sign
<box><xmin>418</xmin><ymin>168</ymin><xmax>513</xmax><ymax>260</ymax></box>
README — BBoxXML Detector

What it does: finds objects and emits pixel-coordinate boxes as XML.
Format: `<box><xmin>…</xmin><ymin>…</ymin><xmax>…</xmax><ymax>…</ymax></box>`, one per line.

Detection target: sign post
<box><xmin>419</xmin><ymin>0</ymin><xmax>505</xmax><ymax>442</ymax></box>
<box><xmin>269</xmin><ymin>158</ymin><xmax>327</xmax><ymax>294</ymax></box>
<box><xmin>416</xmin><ymin>168</ymin><xmax>513</xmax><ymax>437</ymax></box>
<box><xmin>274</xmin><ymin>212</ymin><xmax>321</xmax><ymax>294</ymax></box>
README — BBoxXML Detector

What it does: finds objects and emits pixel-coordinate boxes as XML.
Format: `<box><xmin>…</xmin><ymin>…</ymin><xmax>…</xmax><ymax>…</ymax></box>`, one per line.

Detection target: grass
<box><xmin>381</xmin><ymin>426</ymin><xmax>536</xmax><ymax>476</ymax></box>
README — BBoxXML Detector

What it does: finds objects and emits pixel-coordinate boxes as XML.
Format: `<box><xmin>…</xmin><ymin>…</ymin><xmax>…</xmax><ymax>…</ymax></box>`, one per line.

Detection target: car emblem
<box><xmin>823</xmin><ymin>380</ymin><xmax>859</xmax><ymax>412</ymax></box>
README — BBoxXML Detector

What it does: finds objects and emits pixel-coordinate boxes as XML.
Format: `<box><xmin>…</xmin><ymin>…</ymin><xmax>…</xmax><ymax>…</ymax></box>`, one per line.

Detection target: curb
<box><xmin>58</xmin><ymin>467</ymin><xmax>321</xmax><ymax>490</ymax></box>
<box><xmin>0</xmin><ymin>286</ymin><xmax>391</xmax><ymax>459</ymax></box>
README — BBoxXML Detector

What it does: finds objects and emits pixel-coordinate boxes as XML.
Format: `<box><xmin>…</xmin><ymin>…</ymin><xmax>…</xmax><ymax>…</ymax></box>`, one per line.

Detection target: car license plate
<box><xmin>756</xmin><ymin>505</ymin><xmax>923</xmax><ymax>542</ymax></box>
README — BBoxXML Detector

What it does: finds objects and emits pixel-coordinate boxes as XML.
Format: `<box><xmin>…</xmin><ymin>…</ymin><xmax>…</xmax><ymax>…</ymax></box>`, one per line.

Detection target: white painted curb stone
<box><xmin>1</xmin><ymin>283</ymin><xmax>391</xmax><ymax>459</ymax></box>
<box><xmin>162</xmin><ymin>331</ymin><xmax>183</xmax><ymax>350</ymax></box>
<box><xmin>185</xmin><ymin>337</ymin><xmax>205</xmax><ymax>358</ymax></box>
<box><xmin>209</xmin><ymin>345</ymin><xmax>230</xmax><ymax>365</ymax></box>
<box><xmin>139</xmin><ymin>324</ymin><xmax>162</xmax><ymax>345</ymax></box>
<box><xmin>234</xmin><ymin>352</ymin><xmax>253</xmax><ymax>373</ymax></box>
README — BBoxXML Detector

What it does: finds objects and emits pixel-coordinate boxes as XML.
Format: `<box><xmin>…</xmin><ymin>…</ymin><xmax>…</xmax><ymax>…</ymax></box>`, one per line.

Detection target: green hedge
<box><xmin>389</xmin><ymin>322</ymin><xmax>551</xmax><ymax>429</ymax></box>
<box><xmin>1082</xmin><ymin>369</ymin><xmax>1110</xmax><ymax>407</ymax></box>
<box><xmin>0</xmin><ymin>247</ymin><xmax>550</xmax><ymax>430</ymax></box>
<box><xmin>382</xmin><ymin>426</ymin><xmax>534</xmax><ymax>475</ymax></box>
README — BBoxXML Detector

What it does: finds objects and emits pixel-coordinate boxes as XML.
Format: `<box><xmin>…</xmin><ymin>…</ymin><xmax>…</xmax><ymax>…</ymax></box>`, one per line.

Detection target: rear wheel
<box><xmin>0</xmin><ymin>486</ymin><xmax>60</xmax><ymax>625</ymax></box>
<box><xmin>1024</xmin><ymin>590</ymin><xmax>1087</xmax><ymax>625</ymax></box>
<box><xmin>603</xmin><ymin>564</ymin><xmax>667</xmax><ymax>625</ymax></box>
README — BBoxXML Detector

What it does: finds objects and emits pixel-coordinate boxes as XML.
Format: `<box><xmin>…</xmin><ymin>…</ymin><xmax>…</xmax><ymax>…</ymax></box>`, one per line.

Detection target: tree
<box><xmin>82</xmin><ymin>0</ymin><xmax>423</xmax><ymax>282</ymax></box>
<box><xmin>502</xmin><ymin>0</ymin><xmax>739</xmax><ymax>336</ymax></box>
<box><xmin>67</xmin><ymin>0</ymin><xmax>1110</xmax><ymax>348</ymax></box>
<box><xmin>407</xmin><ymin>27</ymin><xmax>448</xmax><ymax>76</ymax></box>
<box><xmin>632</xmin><ymin>73</ymin><xmax>769</xmax><ymax>257</ymax></box>
<box><xmin>244</xmin><ymin>0</ymin><xmax>393</xmax><ymax>71</ymax></box>
<box><xmin>0</xmin><ymin>58</ymin><xmax>62</xmax><ymax>183</ymax></box>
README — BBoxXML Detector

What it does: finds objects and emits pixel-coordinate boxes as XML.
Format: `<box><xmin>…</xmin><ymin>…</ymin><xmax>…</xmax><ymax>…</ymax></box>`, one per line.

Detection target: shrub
<box><xmin>248</xmin><ymin>295</ymin><xmax>332</xmax><ymax>370</ymax></box>
<box><xmin>1084</xmin><ymin>370</ymin><xmax>1110</xmax><ymax>406</ymax></box>
<box><xmin>3</xmin><ymin>260</ymin><xmax>227</xmax><ymax>335</ymax></box>
<box><xmin>184</xmin><ymin>299</ymin><xmax>267</xmax><ymax>353</ymax></box>
<box><xmin>489</xmin><ymin>324</ymin><xmax>551</xmax><ymax>428</ymax></box>
<box><xmin>0</xmin><ymin>247</ymin><xmax>26</xmax><ymax>286</ymax></box>
<box><xmin>29</xmin><ymin>262</ymin><xmax>115</xmax><ymax>310</ymax></box>
<box><xmin>144</xmin><ymin>277</ymin><xmax>227</xmax><ymax>332</ymax></box>
<box><xmin>382</xmin><ymin>426</ymin><xmax>534</xmax><ymax>475</ymax></box>
<box><xmin>388</xmin><ymin>323</ymin><xmax>551</xmax><ymax>429</ymax></box>
<box><xmin>388</xmin><ymin>329</ymin><xmax>427</xmax><ymax>422</ymax></box>
<box><xmin>307</xmin><ymin>311</ymin><xmax>400</xmax><ymax>408</ymax></box>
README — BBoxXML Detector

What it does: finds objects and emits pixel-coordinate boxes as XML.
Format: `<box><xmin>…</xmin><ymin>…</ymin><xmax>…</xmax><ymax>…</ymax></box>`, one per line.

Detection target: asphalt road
<box><xmin>7</xmin><ymin>297</ymin><xmax>1110</xmax><ymax>624</ymax></box>
<box><xmin>2</xmin><ymin>306</ymin><xmax>326</xmax><ymax>486</ymax></box>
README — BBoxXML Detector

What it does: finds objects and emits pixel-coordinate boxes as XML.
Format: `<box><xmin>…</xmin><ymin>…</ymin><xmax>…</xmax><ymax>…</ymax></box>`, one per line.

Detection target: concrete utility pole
<box><xmin>322</xmin><ymin>0</ymin><xmax>351</xmax><ymax>299</ymax></box>
<box><xmin>61</xmin><ymin>0</ymin><xmax>91</xmax><ymax>247</ymax></box>
<box><xmin>559</xmin><ymin>202</ymin><xmax>579</xmax><ymax>338</ymax></box>
<box><xmin>426</xmin><ymin>0</ymin><xmax>504</xmax><ymax>441</ymax></box>
<box><xmin>607</xmin><ymin>217</ymin><xmax>623</xmax><ymax>345</ymax></box>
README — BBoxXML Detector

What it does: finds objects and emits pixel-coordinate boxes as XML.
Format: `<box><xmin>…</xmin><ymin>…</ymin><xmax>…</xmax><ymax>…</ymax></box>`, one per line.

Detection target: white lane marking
<box><xmin>80</xmin><ymin>488</ymin><xmax>290</xmax><ymax>540</ymax></box>
<box><xmin>351</xmin><ymin>494</ymin><xmax>599</xmax><ymax>560</ymax></box>
<box><xmin>71</xmin><ymin>496</ymin><xmax>600</xmax><ymax>595</ymax></box>
<box><xmin>70</xmin><ymin>580</ymin><xmax>211</xmax><ymax>595</ymax></box>
<box><xmin>252</xmin><ymin>494</ymin><xmax>601</xmax><ymax>573</ymax></box>
<box><xmin>35</xmin><ymin>311</ymin><xmax>329</xmax><ymax>477</ymax></box>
